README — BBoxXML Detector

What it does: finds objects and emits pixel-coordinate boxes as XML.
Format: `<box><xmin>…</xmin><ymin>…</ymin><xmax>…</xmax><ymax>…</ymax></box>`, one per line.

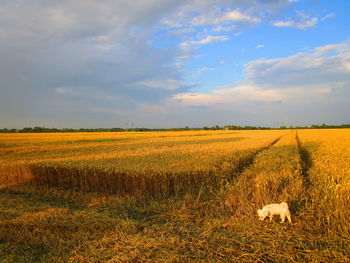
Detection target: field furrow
<box><xmin>296</xmin><ymin>131</ymin><xmax>312</xmax><ymax>190</ymax></box>
<box><xmin>224</xmin><ymin>131</ymin><xmax>305</xmax><ymax>217</ymax></box>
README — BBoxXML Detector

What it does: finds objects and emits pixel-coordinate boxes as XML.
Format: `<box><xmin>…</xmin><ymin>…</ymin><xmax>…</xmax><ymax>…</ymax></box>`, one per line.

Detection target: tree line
<box><xmin>0</xmin><ymin>123</ymin><xmax>349</xmax><ymax>133</ymax></box>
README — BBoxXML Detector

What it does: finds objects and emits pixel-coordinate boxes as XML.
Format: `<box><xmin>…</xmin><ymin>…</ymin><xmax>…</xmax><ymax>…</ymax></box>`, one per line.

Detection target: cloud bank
<box><xmin>169</xmin><ymin>42</ymin><xmax>350</xmax><ymax>126</ymax></box>
<box><xmin>0</xmin><ymin>0</ymin><xmax>347</xmax><ymax>128</ymax></box>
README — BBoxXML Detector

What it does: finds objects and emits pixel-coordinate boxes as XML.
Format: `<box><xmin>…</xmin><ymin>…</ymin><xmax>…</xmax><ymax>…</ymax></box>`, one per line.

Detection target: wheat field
<box><xmin>0</xmin><ymin>129</ymin><xmax>349</xmax><ymax>262</ymax></box>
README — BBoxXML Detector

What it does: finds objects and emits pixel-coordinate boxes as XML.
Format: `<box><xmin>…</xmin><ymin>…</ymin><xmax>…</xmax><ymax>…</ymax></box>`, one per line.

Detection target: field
<box><xmin>0</xmin><ymin>130</ymin><xmax>349</xmax><ymax>262</ymax></box>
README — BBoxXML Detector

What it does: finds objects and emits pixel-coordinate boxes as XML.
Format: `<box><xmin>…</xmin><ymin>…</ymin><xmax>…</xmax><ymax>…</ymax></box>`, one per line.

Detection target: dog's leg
<box><xmin>280</xmin><ymin>214</ymin><xmax>285</xmax><ymax>223</ymax></box>
<box><xmin>287</xmin><ymin>214</ymin><xmax>292</xmax><ymax>223</ymax></box>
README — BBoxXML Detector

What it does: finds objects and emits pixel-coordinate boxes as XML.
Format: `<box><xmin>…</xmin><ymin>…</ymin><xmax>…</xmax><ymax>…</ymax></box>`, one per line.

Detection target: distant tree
<box><xmin>21</xmin><ymin>127</ymin><xmax>33</xmax><ymax>133</ymax></box>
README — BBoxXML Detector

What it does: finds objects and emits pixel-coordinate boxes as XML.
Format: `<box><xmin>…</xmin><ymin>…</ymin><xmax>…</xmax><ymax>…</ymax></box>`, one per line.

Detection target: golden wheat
<box><xmin>1</xmin><ymin>129</ymin><xmax>349</xmax><ymax>262</ymax></box>
<box><xmin>297</xmin><ymin>129</ymin><xmax>350</xmax><ymax>237</ymax></box>
<box><xmin>0</xmin><ymin>130</ymin><xmax>286</xmax><ymax>197</ymax></box>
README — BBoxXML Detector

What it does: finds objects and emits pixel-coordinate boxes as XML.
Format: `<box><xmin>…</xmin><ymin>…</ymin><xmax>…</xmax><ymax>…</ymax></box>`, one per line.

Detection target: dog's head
<box><xmin>257</xmin><ymin>208</ymin><xmax>269</xmax><ymax>221</ymax></box>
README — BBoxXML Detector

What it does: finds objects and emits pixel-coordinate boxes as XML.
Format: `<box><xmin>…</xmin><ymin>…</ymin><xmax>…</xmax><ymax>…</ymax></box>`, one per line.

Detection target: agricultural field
<box><xmin>0</xmin><ymin>129</ymin><xmax>349</xmax><ymax>262</ymax></box>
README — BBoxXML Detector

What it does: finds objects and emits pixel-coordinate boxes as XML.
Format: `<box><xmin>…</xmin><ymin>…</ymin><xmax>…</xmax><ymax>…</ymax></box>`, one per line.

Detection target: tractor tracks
<box><xmin>296</xmin><ymin>131</ymin><xmax>312</xmax><ymax>189</ymax></box>
<box><xmin>228</xmin><ymin>133</ymin><xmax>288</xmax><ymax>181</ymax></box>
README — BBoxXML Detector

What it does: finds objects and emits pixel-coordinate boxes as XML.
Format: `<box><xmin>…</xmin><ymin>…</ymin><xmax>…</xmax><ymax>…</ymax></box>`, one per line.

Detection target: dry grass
<box><xmin>0</xmin><ymin>129</ymin><xmax>349</xmax><ymax>262</ymax></box>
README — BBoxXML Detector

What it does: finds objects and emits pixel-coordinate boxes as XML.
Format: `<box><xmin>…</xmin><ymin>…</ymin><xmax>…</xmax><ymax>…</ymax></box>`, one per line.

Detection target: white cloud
<box><xmin>212</xmin><ymin>25</ymin><xmax>235</xmax><ymax>32</ymax></box>
<box><xmin>170</xmin><ymin>41</ymin><xmax>350</xmax><ymax>109</ymax></box>
<box><xmin>255</xmin><ymin>44</ymin><xmax>265</xmax><ymax>48</ymax></box>
<box><xmin>161</xmin><ymin>0</ymin><xmax>295</xmax><ymax>30</ymax></box>
<box><xmin>273</xmin><ymin>18</ymin><xmax>318</xmax><ymax>29</ymax></box>
<box><xmin>273</xmin><ymin>12</ymin><xmax>318</xmax><ymax>30</ymax></box>
<box><xmin>191</xmin><ymin>9</ymin><xmax>260</xmax><ymax>26</ymax></box>
<box><xmin>161</xmin><ymin>19</ymin><xmax>184</xmax><ymax>28</ymax></box>
<box><xmin>191</xmin><ymin>35</ymin><xmax>229</xmax><ymax>45</ymax></box>
<box><xmin>245</xmin><ymin>42</ymin><xmax>350</xmax><ymax>87</ymax></box>
<box><xmin>180</xmin><ymin>35</ymin><xmax>229</xmax><ymax>49</ymax></box>
<box><xmin>222</xmin><ymin>10</ymin><xmax>261</xmax><ymax>23</ymax></box>
<box><xmin>172</xmin><ymin>85</ymin><xmax>285</xmax><ymax>107</ymax></box>
<box><xmin>320</xmin><ymin>13</ymin><xmax>335</xmax><ymax>21</ymax></box>
<box><xmin>313</xmin><ymin>43</ymin><xmax>348</xmax><ymax>56</ymax></box>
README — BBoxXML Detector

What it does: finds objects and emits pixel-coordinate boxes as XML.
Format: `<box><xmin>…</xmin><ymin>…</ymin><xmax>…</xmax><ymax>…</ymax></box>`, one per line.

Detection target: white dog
<box><xmin>257</xmin><ymin>202</ymin><xmax>292</xmax><ymax>223</ymax></box>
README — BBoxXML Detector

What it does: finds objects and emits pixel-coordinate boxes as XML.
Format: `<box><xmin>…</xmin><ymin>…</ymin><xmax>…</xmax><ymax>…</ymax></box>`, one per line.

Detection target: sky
<box><xmin>0</xmin><ymin>0</ymin><xmax>349</xmax><ymax>128</ymax></box>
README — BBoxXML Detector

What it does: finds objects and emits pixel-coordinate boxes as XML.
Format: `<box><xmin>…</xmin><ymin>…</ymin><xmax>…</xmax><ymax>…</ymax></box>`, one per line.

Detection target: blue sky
<box><xmin>0</xmin><ymin>0</ymin><xmax>349</xmax><ymax>128</ymax></box>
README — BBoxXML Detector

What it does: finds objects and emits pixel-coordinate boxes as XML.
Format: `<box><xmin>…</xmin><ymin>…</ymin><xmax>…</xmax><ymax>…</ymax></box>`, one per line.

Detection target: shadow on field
<box><xmin>296</xmin><ymin>132</ymin><xmax>313</xmax><ymax>189</ymax></box>
<box><xmin>0</xmin><ymin>195</ymin><xmax>122</xmax><ymax>263</ymax></box>
<box><xmin>290</xmin><ymin>136</ymin><xmax>319</xmax><ymax>216</ymax></box>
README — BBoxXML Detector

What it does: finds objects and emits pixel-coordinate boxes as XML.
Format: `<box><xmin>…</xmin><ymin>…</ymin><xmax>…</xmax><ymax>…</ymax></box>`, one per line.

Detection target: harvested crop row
<box><xmin>224</xmin><ymin>131</ymin><xmax>305</xmax><ymax>218</ymax></box>
<box><xmin>0</xmin><ymin>130</ymin><xmax>286</xmax><ymax>197</ymax></box>
<box><xmin>0</xmin><ymin>130</ymin><xmax>238</xmax><ymax>155</ymax></box>
<box><xmin>0</xmin><ymin>130</ymin><xmax>274</xmax><ymax>161</ymax></box>
<box><xmin>297</xmin><ymin>129</ymin><xmax>350</xmax><ymax>237</ymax></box>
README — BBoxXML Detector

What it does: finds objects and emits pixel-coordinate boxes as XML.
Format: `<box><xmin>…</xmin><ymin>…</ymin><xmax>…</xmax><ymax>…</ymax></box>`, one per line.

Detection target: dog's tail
<box><xmin>280</xmin><ymin>202</ymin><xmax>288</xmax><ymax>208</ymax></box>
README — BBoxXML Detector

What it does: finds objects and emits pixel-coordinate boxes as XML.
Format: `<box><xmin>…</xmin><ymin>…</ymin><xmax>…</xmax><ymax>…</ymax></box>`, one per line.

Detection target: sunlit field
<box><xmin>0</xmin><ymin>130</ymin><xmax>349</xmax><ymax>262</ymax></box>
